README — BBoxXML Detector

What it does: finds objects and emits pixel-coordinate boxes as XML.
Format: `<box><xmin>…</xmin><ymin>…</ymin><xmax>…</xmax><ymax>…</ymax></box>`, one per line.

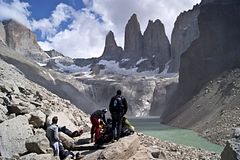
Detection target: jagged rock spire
<box><xmin>101</xmin><ymin>30</ymin><xmax>123</xmax><ymax>61</ymax></box>
<box><xmin>124</xmin><ymin>13</ymin><xmax>143</xmax><ymax>57</ymax></box>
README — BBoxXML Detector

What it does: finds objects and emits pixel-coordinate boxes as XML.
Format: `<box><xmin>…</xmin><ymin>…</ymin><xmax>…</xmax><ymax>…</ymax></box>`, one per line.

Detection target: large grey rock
<box><xmin>59</xmin><ymin>132</ymin><xmax>74</xmax><ymax>150</ymax></box>
<box><xmin>20</xmin><ymin>153</ymin><xmax>59</xmax><ymax>160</ymax></box>
<box><xmin>219</xmin><ymin>128</ymin><xmax>240</xmax><ymax>155</ymax></box>
<box><xmin>25</xmin><ymin>134</ymin><xmax>52</xmax><ymax>154</ymax></box>
<box><xmin>46</xmin><ymin>112</ymin><xmax>78</xmax><ymax>132</ymax></box>
<box><xmin>0</xmin><ymin>115</ymin><xmax>33</xmax><ymax>158</ymax></box>
<box><xmin>169</xmin><ymin>5</ymin><xmax>200</xmax><ymax>73</ymax></box>
<box><xmin>141</xmin><ymin>19</ymin><xmax>170</xmax><ymax>72</ymax></box>
<box><xmin>29</xmin><ymin>110</ymin><xmax>46</xmax><ymax>128</ymax></box>
<box><xmin>83</xmin><ymin>134</ymin><xmax>140</xmax><ymax>160</ymax></box>
<box><xmin>221</xmin><ymin>139</ymin><xmax>240</xmax><ymax>160</ymax></box>
<box><xmin>3</xmin><ymin>20</ymin><xmax>49</xmax><ymax>62</ymax></box>
<box><xmin>0</xmin><ymin>109</ymin><xmax>7</xmax><ymax>123</ymax></box>
<box><xmin>101</xmin><ymin>31</ymin><xmax>123</xmax><ymax>61</ymax></box>
<box><xmin>124</xmin><ymin>14</ymin><xmax>143</xmax><ymax>59</ymax></box>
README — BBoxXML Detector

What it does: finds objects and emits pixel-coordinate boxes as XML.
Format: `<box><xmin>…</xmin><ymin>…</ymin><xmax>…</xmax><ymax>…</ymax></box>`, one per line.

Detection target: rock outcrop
<box><xmin>0</xmin><ymin>22</ymin><xmax>6</xmax><ymax>45</ymax></box>
<box><xmin>168</xmin><ymin>5</ymin><xmax>200</xmax><ymax>73</ymax></box>
<box><xmin>3</xmin><ymin>20</ymin><xmax>49</xmax><ymax>62</ymax></box>
<box><xmin>101</xmin><ymin>31</ymin><xmax>123</xmax><ymax>61</ymax></box>
<box><xmin>221</xmin><ymin>128</ymin><xmax>240</xmax><ymax>160</ymax></box>
<box><xmin>0</xmin><ymin>115</ymin><xmax>33</xmax><ymax>157</ymax></box>
<box><xmin>124</xmin><ymin>14</ymin><xmax>143</xmax><ymax>60</ymax></box>
<box><xmin>163</xmin><ymin>0</ymin><xmax>240</xmax><ymax>124</ymax></box>
<box><xmin>142</xmin><ymin>20</ymin><xmax>170</xmax><ymax>72</ymax></box>
<box><xmin>45</xmin><ymin>49</ymin><xmax>64</xmax><ymax>58</ymax></box>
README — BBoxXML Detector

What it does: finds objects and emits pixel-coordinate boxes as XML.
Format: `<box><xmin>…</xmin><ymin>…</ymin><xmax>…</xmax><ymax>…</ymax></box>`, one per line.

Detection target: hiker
<box><xmin>121</xmin><ymin>116</ymin><xmax>134</xmax><ymax>137</ymax></box>
<box><xmin>109</xmin><ymin>89</ymin><xmax>128</xmax><ymax>141</ymax></box>
<box><xmin>46</xmin><ymin>116</ymin><xmax>74</xmax><ymax>160</ymax></box>
<box><xmin>60</xmin><ymin>126</ymin><xmax>83</xmax><ymax>138</ymax></box>
<box><xmin>90</xmin><ymin>108</ymin><xmax>108</xmax><ymax>143</ymax></box>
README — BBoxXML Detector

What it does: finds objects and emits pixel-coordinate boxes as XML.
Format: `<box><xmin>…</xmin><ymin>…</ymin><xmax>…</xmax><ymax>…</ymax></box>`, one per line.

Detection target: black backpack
<box><xmin>113</xmin><ymin>96</ymin><xmax>124</xmax><ymax>111</ymax></box>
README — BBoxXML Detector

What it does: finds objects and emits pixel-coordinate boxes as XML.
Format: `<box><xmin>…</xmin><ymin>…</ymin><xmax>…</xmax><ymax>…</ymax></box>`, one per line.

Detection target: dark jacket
<box><xmin>91</xmin><ymin>110</ymin><xmax>107</xmax><ymax>124</ymax></box>
<box><xmin>109</xmin><ymin>95</ymin><xmax>128</xmax><ymax>115</ymax></box>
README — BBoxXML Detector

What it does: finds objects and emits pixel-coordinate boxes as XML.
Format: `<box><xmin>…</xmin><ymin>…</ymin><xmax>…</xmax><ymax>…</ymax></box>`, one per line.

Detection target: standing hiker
<box><xmin>109</xmin><ymin>90</ymin><xmax>128</xmax><ymax>141</ymax></box>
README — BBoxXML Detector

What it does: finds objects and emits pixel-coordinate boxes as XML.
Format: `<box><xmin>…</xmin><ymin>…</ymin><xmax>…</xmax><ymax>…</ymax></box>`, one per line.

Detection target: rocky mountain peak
<box><xmin>141</xmin><ymin>19</ymin><xmax>170</xmax><ymax>72</ymax></box>
<box><xmin>124</xmin><ymin>13</ymin><xmax>143</xmax><ymax>58</ymax></box>
<box><xmin>101</xmin><ymin>30</ymin><xmax>123</xmax><ymax>61</ymax></box>
<box><xmin>2</xmin><ymin>19</ymin><xmax>49</xmax><ymax>62</ymax></box>
<box><xmin>105</xmin><ymin>31</ymin><xmax>117</xmax><ymax>49</ymax></box>
<box><xmin>45</xmin><ymin>49</ymin><xmax>64</xmax><ymax>58</ymax></box>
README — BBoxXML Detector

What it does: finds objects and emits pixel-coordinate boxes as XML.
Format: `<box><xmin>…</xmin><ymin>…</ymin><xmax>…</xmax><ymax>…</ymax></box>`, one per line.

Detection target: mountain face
<box><xmin>100</xmin><ymin>31</ymin><xmax>123</xmax><ymax>61</ymax></box>
<box><xmin>2</xmin><ymin>20</ymin><xmax>49</xmax><ymax>62</ymax></box>
<box><xmin>0</xmin><ymin>22</ymin><xmax>6</xmax><ymax>45</ymax></box>
<box><xmin>45</xmin><ymin>49</ymin><xmax>64</xmax><ymax>57</ymax></box>
<box><xmin>142</xmin><ymin>20</ymin><xmax>170</xmax><ymax>72</ymax></box>
<box><xmin>74</xmin><ymin>14</ymin><xmax>170</xmax><ymax>74</ymax></box>
<box><xmin>168</xmin><ymin>6</ymin><xmax>200</xmax><ymax>73</ymax></box>
<box><xmin>162</xmin><ymin>0</ymin><xmax>240</xmax><ymax>138</ymax></box>
<box><xmin>124</xmin><ymin>14</ymin><xmax>143</xmax><ymax>59</ymax></box>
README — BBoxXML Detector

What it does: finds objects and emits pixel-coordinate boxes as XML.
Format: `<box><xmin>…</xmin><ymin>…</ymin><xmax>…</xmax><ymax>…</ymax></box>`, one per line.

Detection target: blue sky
<box><xmin>0</xmin><ymin>0</ymin><xmax>201</xmax><ymax>58</ymax></box>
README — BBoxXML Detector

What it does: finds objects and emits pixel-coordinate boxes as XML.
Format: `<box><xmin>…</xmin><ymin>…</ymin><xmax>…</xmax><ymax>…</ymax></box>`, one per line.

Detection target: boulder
<box><xmin>221</xmin><ymin>128</ymin><xmax>240</xmax><ymax>160</ymax></box>
<box><xmin>221</xmin><ymin>140</ymin><xmax>240</xmax><ymax>160</ymax></box>
<box><xmin>46</xmin><ymin>112</ymin><xmax>78</xmax><ymax>132</ymax></box>
<box><xmin>86</xmin><ymin>134</ymin><xmax>140</xmax><ymax>160</ymax></box>
<box><xmin>59</xmin><ymin>132</ymin><xmax>74</xmax><ymax>150</ymax></box>
<box><xmin>25</xmin><ymin>134</ymin><xmax>52</xmax><ymax>154</ymax></box>
<box><xmin>0</xmin><ymin>110</ymin><xmax>7</xmax><ymax>123</ymax></box>
<box><xmin>29</xmin><ymin>110</ymin><xmax>46</xmax><ymax>128</ymax></box>
<box><xmin>129</xmin><ymin>146</ymin><xmax>152</xmax><ymax>160</ymax></box>
<box><xmin>0</xmin><ymin>115</ymin><xmax>33</xmax><ymax>158</ymax></box>
<box><xmin>20</xmin><ymin>153</ymin><xmax>59</xmax><ymax>160</ymax></box>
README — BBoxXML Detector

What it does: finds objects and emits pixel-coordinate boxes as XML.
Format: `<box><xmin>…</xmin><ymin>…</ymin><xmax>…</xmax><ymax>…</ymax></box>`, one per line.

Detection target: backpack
<box><xmin>113</xmin><ymin>96</ymin><xmax>124</xmax><ymax>110</ymax></box>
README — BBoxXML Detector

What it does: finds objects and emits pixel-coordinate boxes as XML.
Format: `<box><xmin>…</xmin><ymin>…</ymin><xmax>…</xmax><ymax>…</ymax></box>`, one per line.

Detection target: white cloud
<box><xmin>0</xmin><ymin>0</ymin><xmax>201</xmax><ymax>59</ymax></box>
<box><xmin>31</xmin><ymin>3</ymin><xmax>74</xmax><ymax>38</ymax></box>
<box><xmin>38</xmin><ymin>8</ymin><xmax>109</xmax><ymax>58</ymax></box>
<box><xmin>0</xmin><ymin>0</ymin><xmax>31</xmax><ymax>28</ymax></box>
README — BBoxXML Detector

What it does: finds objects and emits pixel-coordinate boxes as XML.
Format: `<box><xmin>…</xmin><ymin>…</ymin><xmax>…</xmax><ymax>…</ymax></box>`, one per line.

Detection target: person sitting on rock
<box><xmin>90</xmin><ymin>108</ymin><xmax>108</xmax><ymax>143</ymax></box>
<box><xmin>46</xmin><ymin>116</ymin><xmax>74</xmax><ymax>160</ymax></box>
<box><xmin>60</xmin><ymin>126</ymin><xmax>83</xmax><ymax>138</ymax></box>
<box><xmin>121</xmin><ymin>116</ymin><xmax>134</xmax><ymax>137</ymax></box>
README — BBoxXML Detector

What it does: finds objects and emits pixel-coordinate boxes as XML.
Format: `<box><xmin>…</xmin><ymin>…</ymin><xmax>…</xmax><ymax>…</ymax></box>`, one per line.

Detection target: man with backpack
<box><xmin>109</xmin><ymin>90</ymin><xmax>128</xmax><ymax>141</ymax></box>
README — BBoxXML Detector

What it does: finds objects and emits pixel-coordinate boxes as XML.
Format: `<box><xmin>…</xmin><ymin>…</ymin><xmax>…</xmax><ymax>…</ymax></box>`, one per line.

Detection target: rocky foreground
<box><xmin>0</xmin><ymin>57</ymin><xmax>221</xmax><ymax>159</ymax></box>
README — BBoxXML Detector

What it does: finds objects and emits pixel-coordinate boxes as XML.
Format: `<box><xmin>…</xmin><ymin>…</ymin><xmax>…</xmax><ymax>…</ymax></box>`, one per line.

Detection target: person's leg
<box><xmin>52</xmin><ymin>142</ymin><xmax>60</xmax><ymax>156</ymax></box>
<box><xmin>111</xmin><ymin>115</ymin><xmax>117</xmax><ymax>140</ymax></box>
<box><xmin>116</xmin><ymin>115</ymin><xmax>123</xmax><ymax>140</ymax></box>
<box><xmin>90</xmin><ymin>117</ymin><xmax>96</xmax><ymax>142</ymax></box>
<box><xmin>94</xmin><ymin>121</ymin><xmax>101</xmax><ymax>143</ymax></box>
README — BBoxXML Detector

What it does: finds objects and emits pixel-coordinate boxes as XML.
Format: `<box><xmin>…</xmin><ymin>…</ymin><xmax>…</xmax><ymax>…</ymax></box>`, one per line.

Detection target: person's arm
<box><xmin>109</xmin><ymin>97</ymin><xmax>114</xmax><ymax>114</ymax></box>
